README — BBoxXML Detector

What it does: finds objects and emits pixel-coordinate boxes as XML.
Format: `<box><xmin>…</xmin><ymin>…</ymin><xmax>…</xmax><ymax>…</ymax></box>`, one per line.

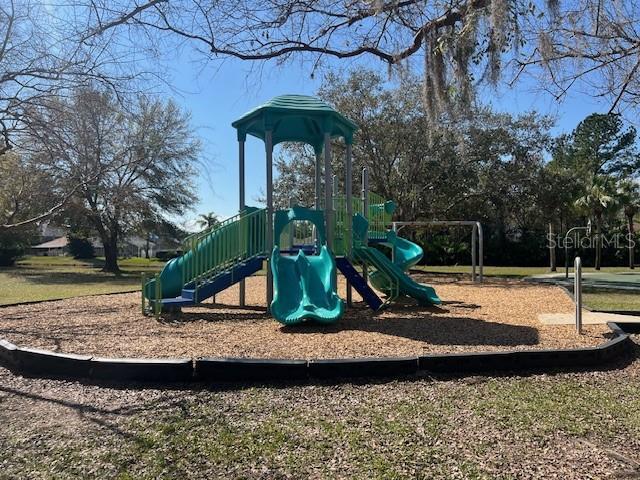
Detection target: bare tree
<box><xmin>77</xmin><ymin>0</ymin><xmax>640</xmax><ymax>116</ymax></box>
<box><xmin>0</xmin><ymin>152</ymin><xmax>58</xmax><ymax>229</ymax></box>
<box><xmin>0</xmin><ymin>0</ymin><xmax>147</xmax><ymax>229</ymax></box>
<box><xmin>515</xmin><ymin>1</ymin><xmax>640</xmax><ymax>114</ymax></box>
<box><xmin>26</xmin><ymin>89</ymin><xmax>201</xmax><ymax>272</ymax></box>
<box><xmin>0</xmin><ymin>0</ymin><xmax>141</xmax><ymax>151</ymax></box>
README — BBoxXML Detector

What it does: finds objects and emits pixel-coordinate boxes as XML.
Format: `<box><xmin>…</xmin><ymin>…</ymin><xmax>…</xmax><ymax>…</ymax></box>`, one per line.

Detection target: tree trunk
<box><xmin>548</xmin><ymin>222</ymin><xmax>557</xmax><ymax>272</ymax></box>
<box><xmin>102</xmin><ymin>234</ymin><xmax>120</xmax><ymax>273</ymax></box>
<box><xmin>629</xmin><ymin>214</ymin><xmax>635</xmax><ymax>270</ymax></box>
<box><xmin>145</xmin><ymin>235</ymin><xmax>150</xmax><ymax>259</ymax></box>
<box><xmin>595</xmin><ymin>216</ymin><xmax>601</xmax><ymax>270</ymax></box>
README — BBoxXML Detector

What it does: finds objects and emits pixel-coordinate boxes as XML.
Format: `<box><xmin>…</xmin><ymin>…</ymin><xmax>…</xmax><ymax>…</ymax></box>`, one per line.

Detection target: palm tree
<box><xmin>196</xmin><ymin>212</ymin><xmax>220</xmax><ymax>230</ymax></box>
<box><xmin>617</xmin><ymin>179</ymin><xmax>640</xmax><ymax>269</ymax></box>
<box><xmin>575</xmin><ymin>177</ymin><xmax>616</xmax><ymax>270</ymax></box>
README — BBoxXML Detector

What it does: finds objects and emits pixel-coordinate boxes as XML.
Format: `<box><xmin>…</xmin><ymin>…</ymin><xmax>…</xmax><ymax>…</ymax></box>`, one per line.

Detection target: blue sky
<box><xmin>162</xmin><ymin>51</ymin><xmax>610</xmax><ymax>230</ymax></box>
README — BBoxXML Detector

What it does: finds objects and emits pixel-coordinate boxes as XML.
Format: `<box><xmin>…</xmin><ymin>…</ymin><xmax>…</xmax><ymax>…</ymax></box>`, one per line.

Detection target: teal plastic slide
<box><xmin>270</xmin><ymin>207</ymin><xmax>344</xmax><ymax>325</ymax></box>
<box><xmin>145</xmin><ymin>218</ymin><xmax>237</xmax><ymax>299</ymax></box>
<box><xmin>386</xmin><ymin>230</ymin><xmax>423</xmax><ymax>271</ymax></box>
<box><xmin>144</xmin><ymin>236</ymin><xmax>212</xmax><ymax>299</ymax></box>
<box><xmin>362</xmin><ymin>245</ymin><xmax>441</xmax><ymax>306</ymax></box>
<box><xmin>145</xmin><ymin>207</ymin><xmax>264</xmax><ymax>300</ymax></box>
<box><xmin>351</xmin><ymin>213</ymin><xmax>440</xmax><ymax>306</ymax></box>
<box><xmin>270</xmin><ymin>245</ymin><xmax>344</xmax><ymax>325</ymax></box>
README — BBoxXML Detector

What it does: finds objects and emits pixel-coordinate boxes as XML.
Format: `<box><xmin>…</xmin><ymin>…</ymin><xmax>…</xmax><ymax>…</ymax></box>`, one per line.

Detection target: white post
<box><xmin>345</xmin><ymin>143</ymin><xmax>353</xmax><ymax>306</ymax></box>
<box><xmin>324</xmin><ymin>133</ymin><xmax>333</xmax><ymax>248</ymax></box>
<box><xmin>332</xmin><ymin>174</ymin><xmax>337</xmax><ymax>210</ymax></box>
<box><xmin>288</xmin><ymin>197</ymin><xmax>295</xmax><ymax>249</ymax></box>
<box><xmin>391</xmin><ymin>221</ymin><xmax>397</xmax><ymax>263</ymax></box>
<box><xmin>471</xmin><ymin>223</ymin><xmax>477</xmax><ymax>283</ymax></box>
<box><xmin>575</xmin><ymin>256</ymin><xmax>582</xmax><ymax>334</ymax></box>
<box><xmin>477</xmin><ymin>222</ymin><xmax>484</xmax><ymax>283</ymax></box>
<box><xmin>239</xmin><ymin>139</ymin><xmax>246</xmax><ymax>307</ymax></box>
<box><xmin>265</xmin><ymin>131</ymin><xmax>274</xmax><ymax>309</ymax></box>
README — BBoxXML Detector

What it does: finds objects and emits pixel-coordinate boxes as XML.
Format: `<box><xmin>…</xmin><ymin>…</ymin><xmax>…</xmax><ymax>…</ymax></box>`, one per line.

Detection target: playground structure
<box><xmin>143</xmin><ymin>94</ymin><xmax>442</xmax><ymax>324</ymax></box>
<box><xmin>2</xmin><ymin>100</ymin><xmax>638</xmax><ymax>388</ymax></box>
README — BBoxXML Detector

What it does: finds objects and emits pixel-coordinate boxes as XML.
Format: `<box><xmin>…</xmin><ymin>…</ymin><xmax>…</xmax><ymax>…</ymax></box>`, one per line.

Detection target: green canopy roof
<box><xmin>232</xmin><ymin>95</ymin><xmax>358</xmax><ymax>150</ymax></box>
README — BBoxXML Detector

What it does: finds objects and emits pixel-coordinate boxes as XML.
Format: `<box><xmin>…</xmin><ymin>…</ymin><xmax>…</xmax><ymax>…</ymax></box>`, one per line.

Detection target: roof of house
<box><xmin>32</xmin><ymin>237</ymin><xmax>68</xmax><ymax>249</ymax></box>
<box><xmin>32</xmin><ymin>235</ymin><xmax>175</xmax><ymax>250</ymax></box>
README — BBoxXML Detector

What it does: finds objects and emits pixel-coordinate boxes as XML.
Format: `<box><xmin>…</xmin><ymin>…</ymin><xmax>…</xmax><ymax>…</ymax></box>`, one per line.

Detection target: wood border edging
<box><xmin>0</xmin><ymin>323</ymin><xmax>634</xmax><ymax>385</ymax></box>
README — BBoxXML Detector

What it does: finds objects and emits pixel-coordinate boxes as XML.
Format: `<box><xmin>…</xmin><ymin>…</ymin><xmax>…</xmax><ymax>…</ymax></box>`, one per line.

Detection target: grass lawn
<box><xmin>415</xmin><ymin>265</ymin><xmax>640</xmax><ymax>311</ymax></box>
<box><xmin>1</xmin><ymin>344</ymin><xmax>640</xmax><ymax>479</ymax></box>
<box><xmin>0</xmin><ymin>256</ymin><xmax>164</xmax><ymax>306</ymax></box>
<box><xmin>416</xmin><ymin>264</ymin><xmax>635</xmax><ymax>278</ymax></box>
<box><xmin>584</xmin><ymin>291</ymin><xmax>640</xmax><ymax>311</ymax></box>
<box><xmin>0</xmin><ymin>256</ymin><xmax>268</xmax><ymax>305</ymax></box>
<box><xmin>16</xmin><ymin>255</ymin><xmax>164</xmax><ymax>269</ymax></box>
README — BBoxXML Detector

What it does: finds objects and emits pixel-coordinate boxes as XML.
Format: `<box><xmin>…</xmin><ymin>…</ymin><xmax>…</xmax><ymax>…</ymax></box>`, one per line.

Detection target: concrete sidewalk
<box><xmin>539</xmin><ymin>311</ymin><xmax>640</xmax><ymax>325</ymax></box>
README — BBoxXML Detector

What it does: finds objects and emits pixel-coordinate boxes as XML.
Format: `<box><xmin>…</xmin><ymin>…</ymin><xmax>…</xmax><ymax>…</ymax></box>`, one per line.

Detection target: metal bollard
<box><xmin>574</xmin><ymin>256</ymin><xmax>582</xmax><ymax>334</ymax></box>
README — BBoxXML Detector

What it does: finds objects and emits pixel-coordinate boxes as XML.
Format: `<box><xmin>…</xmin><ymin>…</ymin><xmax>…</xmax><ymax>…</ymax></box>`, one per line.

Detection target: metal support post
<box><xmin>477</xmin><ymin>222</ymin><xmax>484</xmax><ymax>283</ymax></box>
<box><xmin>314</xmin><ymin>149</ymin><xmax>322</xmax><ymax>250</ymax></box>
<box><xmin>324</xmin><ymin>133</ymin><xmax>333</xmax><ymax>248</ymax></box>
<box><xmin>575</xmin><ymin>256</ymin><xmax>582</xmax><ymax>334</ymax></box>
<box><xmin>265</xmin><ymin>131</ymin><xmax>274</xmax><ymax>309</ymax></box>
<box><xmin>345</xmin><ymin>143</ymin><xmax>353</xmax><ymax>306</ymax></box>
<box><xmin>471</xmin><ymin>223</ymin><xmax>477</xmax><ymax>283</ymax></box>
<box><xmin>361</xmin><ymin>167</ymin><xmax>369</xmax><ymax>282</ymax></box>
<box><xmin>239</xmin><ymin>139</ymin><xmax>246</xmax><ymax>307</ymax></box>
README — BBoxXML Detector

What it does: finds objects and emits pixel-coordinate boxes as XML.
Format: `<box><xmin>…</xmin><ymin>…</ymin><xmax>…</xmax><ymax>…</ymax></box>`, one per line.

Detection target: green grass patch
<box><xmin>4</xmin><ymin>363</ymin><xmax>640</xmax><ymax>479</ymax></box>
<box><xmin>415</xmin><ymin>265</ymin><xmax>636</xmax><ymax>278</ymax></box>
<box><xmin>0</xmin><ymin>256</ymin><xmax>164</xmax><ymax>305</ymax></box>
<box><xmin>1</xmin><ymin>255</ymin><xmax>267</xmax><ymax>305</ymax></box>
<box><xmin>0</xmin><ymin>267</ymin><xmax>144</xmax><ymax>305</ymax></box>
<box><xmin>17</xmin><ymin>255</ymin><xmax>164</xmax><ymax>269</ymax></box>
<box><xmin>583</xmin><ymin>291</ymin><xmax>640</xmax><ymax>311</ymax></box>
<box><xmin>53</xmin><ymin>373</ymin><xmax>640</xmax><ymax>479</ymax></box>
<box><xmin>94</xmin><ymin>391</ymin><xmax>454</xmax><ymax>479</ymax></box>
<box><xmin>471</xmin><ymin>377</ymin><xmax>640</xmax><ymax>441</ymax></box>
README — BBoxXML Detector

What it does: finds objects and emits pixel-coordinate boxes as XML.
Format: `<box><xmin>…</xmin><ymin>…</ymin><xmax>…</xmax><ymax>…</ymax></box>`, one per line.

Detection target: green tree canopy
<box><xmin>552</xmin><ymin>113</ymin><xmax>638</xmax><ymax>182</ymax></box>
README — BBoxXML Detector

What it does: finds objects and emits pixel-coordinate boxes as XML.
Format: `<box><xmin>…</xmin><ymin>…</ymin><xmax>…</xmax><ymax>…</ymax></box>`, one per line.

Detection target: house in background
<box><xmin>153</xmin><ymin>238</ymin><xmax>183</xmax><ymax>259</ymax></box>
<box><xmin>31</xmin><ymin>221</ymin><xmax>185</xmax><ymax>258</ymax></box>
<box><xmin>30</xmin><ymin>236</ymin><xmax>164</xmax><ymax>258</ymax></box>
<box><xmin>102</xmin><ymin>236</ymin><xmax>158</xmax><ymax>258</ymax></box>
<box><xmin>30</xmin><ymin>237</ymin><xmax>69</xmax><ymax>256</ymax></box>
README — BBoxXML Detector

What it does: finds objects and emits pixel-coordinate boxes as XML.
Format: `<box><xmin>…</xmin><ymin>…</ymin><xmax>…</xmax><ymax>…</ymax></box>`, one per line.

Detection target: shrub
<box><xmin>67</xmin><ymin>234</ymin><xmax>95</xmax><ymax>259</ymax></box>
<box><xmin>0</xmin><ymin>228</ymin><xmax>32</xmax><ymax>266</ymax></box>
<box><xmin>156</xmin><ymin>250</ymin><xmax>180</xmax><ymax>261</ymax></box>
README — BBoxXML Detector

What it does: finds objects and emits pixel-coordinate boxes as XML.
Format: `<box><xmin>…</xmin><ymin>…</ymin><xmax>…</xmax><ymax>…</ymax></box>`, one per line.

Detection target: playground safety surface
<box><xmin>0</xmin><ymin>275</ymin><xmax>612</xmax><ymax>360</ymax></box>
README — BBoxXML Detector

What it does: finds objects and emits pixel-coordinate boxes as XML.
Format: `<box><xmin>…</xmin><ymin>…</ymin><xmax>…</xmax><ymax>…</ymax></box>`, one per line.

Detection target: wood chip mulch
<box><xmin>0</xmin><ymin>275</ymin><xmax>610</xmax><ymax>359</ymax></box>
